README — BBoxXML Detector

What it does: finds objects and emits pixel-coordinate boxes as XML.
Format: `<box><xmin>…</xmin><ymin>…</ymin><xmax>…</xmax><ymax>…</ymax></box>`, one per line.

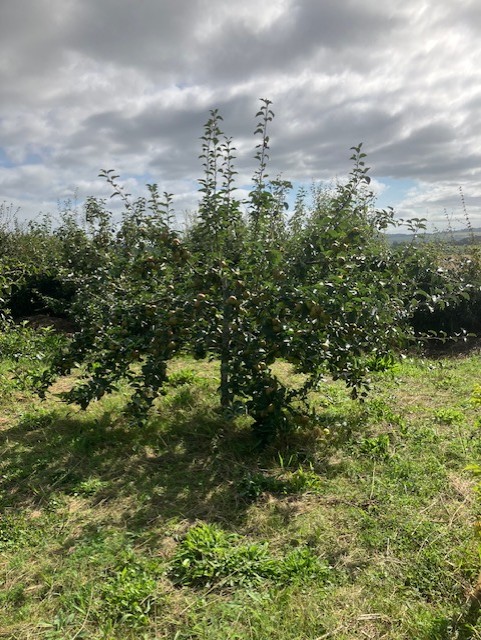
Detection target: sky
<box><xmin>1</xmin><ymin>0</ymin><xmax>481</xmax><ymax>231</ymax></box>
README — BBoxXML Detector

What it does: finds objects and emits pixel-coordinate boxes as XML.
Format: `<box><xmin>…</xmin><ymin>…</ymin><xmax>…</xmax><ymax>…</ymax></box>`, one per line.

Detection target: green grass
<box><xmin>2</xmin><ymin>327</ymin><xmax>481</xmax><ymax>638</ymax></box>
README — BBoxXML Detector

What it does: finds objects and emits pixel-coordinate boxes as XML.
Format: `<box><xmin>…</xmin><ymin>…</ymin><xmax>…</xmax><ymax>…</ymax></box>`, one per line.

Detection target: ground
<box><xmin>1</xmin><ymin>327</ymin><xmax>481</xmax><ymax>639</ymax></box>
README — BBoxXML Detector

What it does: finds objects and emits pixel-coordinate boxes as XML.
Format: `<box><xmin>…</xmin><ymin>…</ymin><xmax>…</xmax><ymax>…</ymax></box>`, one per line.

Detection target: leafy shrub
<box><xmin>399</xmin><ymin>239</ymin><xmax>481</xmax><ymax>335</ymax></box>
<box><xmin>0</xmin><ymin>213</ymin><xmax>76</xmax><ymax>319</ymax></box>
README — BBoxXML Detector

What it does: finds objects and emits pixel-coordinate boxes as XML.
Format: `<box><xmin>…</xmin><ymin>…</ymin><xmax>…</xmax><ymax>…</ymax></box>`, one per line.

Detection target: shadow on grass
<box><xmin>0</xmin><ymin>384</ymin><xmax>366</xmax><ymax>537</ymax></box>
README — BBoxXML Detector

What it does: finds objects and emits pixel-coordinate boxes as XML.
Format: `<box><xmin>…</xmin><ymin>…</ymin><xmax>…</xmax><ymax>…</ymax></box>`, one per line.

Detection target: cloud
<box><xmin>0</xmin><ymin>0</ymin><xmax>481</xmax><ymax>227</ymax></box>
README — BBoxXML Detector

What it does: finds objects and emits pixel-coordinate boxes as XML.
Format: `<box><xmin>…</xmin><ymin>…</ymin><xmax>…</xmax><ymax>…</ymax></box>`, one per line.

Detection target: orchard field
<box><xmin>2</xmin><ymin>101</ymin><xmax>481</xmax><ymax>638</ymax></box>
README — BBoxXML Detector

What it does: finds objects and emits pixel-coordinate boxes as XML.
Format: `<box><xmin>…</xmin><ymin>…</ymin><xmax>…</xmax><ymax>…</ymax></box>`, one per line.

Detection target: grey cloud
<box><xmin>1</xmin><ymin>0</ymin><xmax>481</xmax><ymax>225</ymax></box>
<box><xmin>64</xmin><ymin>0</ymin><xmax>203</xmax><ymax>77</ymax></box>
<box><xmin>63</xmin><ymin>93</ymin><xmax>263</xmax><ymax>181</ymax></box>
<box><xmin>198</xmin><ymin>0</ymin><xmax>402</xmax><ymax>82</ymax></box>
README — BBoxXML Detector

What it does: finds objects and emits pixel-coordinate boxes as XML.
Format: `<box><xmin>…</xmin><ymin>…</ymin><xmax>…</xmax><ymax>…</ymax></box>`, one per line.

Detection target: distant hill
<box><xmin>386</xmin><ymin>228</ymin><xmax>481</xmax><ymax>245</ymax></box>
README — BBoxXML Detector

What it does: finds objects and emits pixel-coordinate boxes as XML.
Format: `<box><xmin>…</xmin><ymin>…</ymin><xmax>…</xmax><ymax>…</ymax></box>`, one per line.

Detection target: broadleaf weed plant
<box><xmin>169</xmin><ymin>522</ymin><xmax>333</xmax><ymax>589</ymax></box>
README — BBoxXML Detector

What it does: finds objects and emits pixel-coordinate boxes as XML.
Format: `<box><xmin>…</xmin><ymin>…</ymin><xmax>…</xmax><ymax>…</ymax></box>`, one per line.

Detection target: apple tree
<box><xmin>40</xmin><ymin>101</ymin><xmax>414</xmax><ymax>444</ymax></box>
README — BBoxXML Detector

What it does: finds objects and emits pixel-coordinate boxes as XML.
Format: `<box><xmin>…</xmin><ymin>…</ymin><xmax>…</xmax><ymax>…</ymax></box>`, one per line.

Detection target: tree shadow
<box><xmin>1</xmin><ymin>406</ymin><xmax>248</xmax><ymax>521</ymax></box>
<box><xmin>0</xmin><ymin>385</ymin><xmax>367</xmax><ymax>548</ymax></box>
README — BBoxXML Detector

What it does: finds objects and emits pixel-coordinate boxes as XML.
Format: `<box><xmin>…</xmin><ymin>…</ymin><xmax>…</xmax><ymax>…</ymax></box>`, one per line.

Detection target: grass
<box><xmin>1</xmin><ymin>327</ymin><xmax>481</xmax><ymax>638</ymax></box>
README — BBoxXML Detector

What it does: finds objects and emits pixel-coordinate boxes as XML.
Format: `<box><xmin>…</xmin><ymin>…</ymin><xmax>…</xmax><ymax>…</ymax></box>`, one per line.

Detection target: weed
<box><xmin>279</xmin><ymin>547</ymin><xmax>332</xmax><ymax>584</ymax></box>
<box><xmin>470</xmin><ymin>383</ymin><xmax>481</xmax><ymax>401</ymax></box>
<box><xmin>434</xmin><ymin>408</ymin><xmax>465</xmax><ymax>425</ymax></box>
<box><xmin>239</xmin><ymin>472</ymin><xmax>286</xmax><ymax>500</ymax></box>
<box><xmin>169</xmin><ymin>523</ymin><xmax>332</xmax><ymax>589</ymax></box>
<box><xmin>170</xmin><ymin>523</ymin><xmax>273</xmax><ymax>588</ymax></box>
<box><xmin>0</xmin><ymin>583</ymin><xmax>26</xmax><ymax>609</ymax></box>
<box><xmin>0</xmin><ymin>323</ymin><xmax>66</xmax><ymax>364</ymax></box>
<box><xmin>287</xmin><ymin>466</ymin><xmax>324</xmax><ymax>492</ymax></box>
<box><xmin>239</xmin><ymin>466</ymin><xmax>323</xmax><ymax>501</ymax></box>
<box><xmin>95</xmin><ymin>549</ymin><xmax>163</xmax><ymax>628</ymax></box>
<box><xmin>70</xmin><ymin>476</ymin><xmax>109</xmax><ymax>497</ymax></box>
<box><xmin>168</xmin><ymin>368</ymin><xmax>200</xmax><ymax>387</ymax></box>
<box><xmin>366</xmin><ymin>352</ymin><xmax>400</xmax><ymax>373</ymax></box>
<box><xmin>39</xmin><ymin>611</ymin><xmax>79</xmax><ymax>639</ymax></box>
<box><xmin>17</xmin><ymin>406</ymin><xmax>55</xmax><ymax>430</ymax></box>
<box><xmin>358</xmin><ymin>433</ymin><xmax>391</xmax><ymax>460</ymax></box>
<box><xmin>366</xmin><ymin>397</ymin><xmax>406</xmax><ymax>428</ymax></box>
<box><xmin>0</xmin><ymin>512</ymin><xmax>47</xmax><ymax>551</ymax></box>
<box><xmin>167</xmin><ymin>385</ymin><xmax>200</xmax><ymax>409</ymax></box>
